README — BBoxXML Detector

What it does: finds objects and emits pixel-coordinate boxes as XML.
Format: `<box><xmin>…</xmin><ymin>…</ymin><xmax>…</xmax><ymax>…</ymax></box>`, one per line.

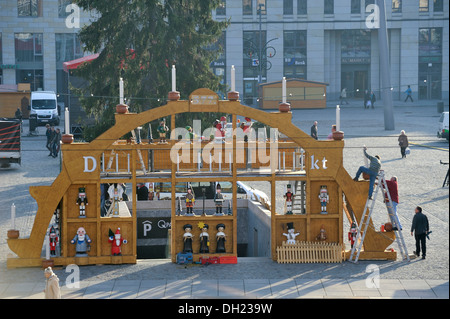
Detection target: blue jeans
<box><xmin>355</xmin><ymin>166</ymin><xmax>377</xmax><ymax>198</ymax></box>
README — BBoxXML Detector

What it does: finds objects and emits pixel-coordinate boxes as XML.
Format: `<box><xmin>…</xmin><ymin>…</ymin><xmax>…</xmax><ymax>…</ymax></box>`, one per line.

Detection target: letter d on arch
<box><xmin>83</xmin><ymin>156</ymin><xmax>97</xmax><ymax>173</ymax></box>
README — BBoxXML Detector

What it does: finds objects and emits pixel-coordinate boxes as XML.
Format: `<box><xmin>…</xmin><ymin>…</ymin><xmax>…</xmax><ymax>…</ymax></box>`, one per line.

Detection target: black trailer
<box><xmin>0</xmin><ymin>118</ymin><xmax>21</xmax><ymax>167</ymax></box>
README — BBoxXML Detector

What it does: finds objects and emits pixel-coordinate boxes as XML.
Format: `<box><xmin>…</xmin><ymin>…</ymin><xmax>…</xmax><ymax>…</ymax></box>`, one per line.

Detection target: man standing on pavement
<box><xmin>46</xmin><ymin>125</ymin><xmax>54</xmax><ymax>156</ymax></box>
<box><xmin>311</xmin><ymin>121</ymin><xmax>318</xmax><ymax>140</ymax></box>
<box><xmin>353</xmin><ymin>146</ymin><xmax>381</xmax><ymax>200</ymax></box>
<box><xmin>411</xmin><ymin>206</ymin><xmax>429</xmax><ymax>260</ymax></box>
<box><xmin>51</xmin><ymin>128</ymin><xmax>61</xmax><ymax>158</ymax></box>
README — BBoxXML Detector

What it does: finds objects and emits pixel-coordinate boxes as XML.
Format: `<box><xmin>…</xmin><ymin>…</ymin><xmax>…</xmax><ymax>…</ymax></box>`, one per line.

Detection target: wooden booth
<box><xmin>0</xmin><ymin>83</ymin><xmax>31</xmax><ymax>118</ymax></box>
<box><xmin>259</xmin><ymin>78</ymin><xmax>328</xmax><ymax>110</ymax></box>
<box><xmin>6</xmin><ymin>87</ymin><xmax>397</xmax><ymax>268</ymax></box>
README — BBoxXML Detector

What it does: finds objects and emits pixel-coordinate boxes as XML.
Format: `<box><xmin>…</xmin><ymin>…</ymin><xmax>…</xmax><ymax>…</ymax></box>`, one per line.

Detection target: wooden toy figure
<box><xmin>108</xmin><ymin>228</ymin><xmax>127</xmax><ymax>256</ymax></box>
<box><xmin>198</xmin><ymin>222</ymin><xmax>210</xmax><ymax>254</ymax></box>
<box><xmin>157</xmin><ymin>119</ymin><xmax>169</xmax><ymax>144</ymax></box>
<box><xmin>76</xmin><ymin>187</ymin><xmax>88</xmax><ymax>218</ymax></box>
<box><xmin>214</xmin><ymin>183</ymin><xmax>224</xmax><ymax>216</ymax></box>
<box><xmin>185</xmin><ymin>126</ymin><xmax>194</xmax><ymax>143</ymax></box>
<box><xmin>70</xmin><ymin>227</ymin><xmax>91</xmax><ymax>257</ymax></box>
<box><xmin>216</xmin><ymin>224</ymin><xmax>227</xmax><ymax>253</ymax></box>
<box><xmin>318</xmin><ymin>185</ymin><xmax>329</xmax><ymax>214</ymax></box>
<box><xmin>220</xmin><ymin>116</ymin><xmax>227</xmax><ymax>138</ymax></box>
<box><xmin>107</xmin><ymin>183</ymin><xmax>124</xmax><ymax>217</ymax></box>
<box><xmin>49</xmin><ymin>226</ymin><xmax>58</xmax><ymax>256</ymax></box>
<box><xmin>348</xmin><ymin>222</ymin><xmax>358</xmax><ymax>248</ymax></box>
<box><xmin>284</xmin><ymin>184</ymin><xmax>293</xmax><ymax>215</ymax></box>
<box><xmin>283</xmin><ymin>222</ymin><xmax>299</xmax><ymax>245</ymax></box>
<box><xmin>315</xmin><ymin>225</ymin><xmax>328</xmax><ymax>241</ymax></box>
<box><xmin>183</xmin><ymin>224</ymin><xmax>193</xmax><ymax>253</ymax></box>
<box><xmin>185</xmin><ymin>186</ymin><xmax>195</xmax><ymax>216</ymax></box>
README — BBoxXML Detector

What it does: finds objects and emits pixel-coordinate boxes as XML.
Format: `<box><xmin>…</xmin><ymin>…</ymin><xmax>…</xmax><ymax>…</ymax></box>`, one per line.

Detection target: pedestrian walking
<box><xmin>353</xmin><ymin>146</ymin><xmax>381</xmax><ymax>200</ymax></box>
<box><xmin>364</xmin><ymin>90</ymin><xmax>371</xmax><ymax>109</ymax></box>
<box><xmin>370</xmin><ymin>91</ymin><xmax>376</xmax><ymax>109</ymax></box>
<box><xmin>51</xmin><ymin>128</ymin><xmax>61</xmax><ymax>158</ymax></box>
<box><xmin>411</xmin><ymin>206</ymin><xmax>429</xmax><ymax>260</ymax></box>
<box><xmin>311</xmin><ymin>121</ymin><xmax>318</xmax><ymax>140</ymax></box>
<box><xmin>340</xmin><ymin>88</ymin><xmax>349</xmax><ymax>105</ymax></box>
<box><xmin>15</xmin><ymin>107</ymin><xmax>23</xmax><ymax>133</ymax></box>
<box><xmin>398</xmin><ymin>130</ymin><xmax>409</xmax><ymax>158</ymax></box>
<box><xmin>43</xmin><ymin>267</ymin><xmax>61</xmax><ymax>299</ymax></box>
<box><xmin>404</xmin><ymin>85</ymin><xmax>414</xmax><ymax>102</ymax></box>
<box><xmin>46</xmin><ymin>125</ymin><xmax>55</xmax><ymax>156</ymax></box>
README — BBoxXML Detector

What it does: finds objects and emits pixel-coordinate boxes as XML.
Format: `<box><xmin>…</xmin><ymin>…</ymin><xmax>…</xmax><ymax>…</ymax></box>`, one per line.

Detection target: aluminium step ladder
<box><xmin>348</xmin><ymin>170</ymin><xmax>409</xmax><ymax>263</ymax></box>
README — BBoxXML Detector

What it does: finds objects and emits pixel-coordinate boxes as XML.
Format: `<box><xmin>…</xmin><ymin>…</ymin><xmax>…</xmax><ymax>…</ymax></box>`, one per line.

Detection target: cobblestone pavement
<box><xmin>0</xmin><ymin>101</ymin><xmax>448</xmax><ymax>299</ymax></box>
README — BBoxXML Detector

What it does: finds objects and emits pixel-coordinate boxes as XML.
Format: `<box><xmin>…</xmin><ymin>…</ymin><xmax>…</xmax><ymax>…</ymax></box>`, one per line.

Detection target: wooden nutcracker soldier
<box><xmin>283</xmin><ymin>222</ymin><xmax>299</xmax><ymax>245</ymax></box>
<box><xmin>107</xmin><ymin>183</ymin><xmax>124</xmax><ymax>217</ymax></box>
<box><xmin>157</xmin><ymin>119</ymin><xmax>169</xmax><ymax>144</ymax></box>
<box><xmin>76</xmin><ymin>187</ymin><xmax>88</xmax><ymax>218</ymax></box>
<box><xmin>348</xmin><ymin>222</ymin><xmax>358</xmax><ymax>248</ymax></box>
<box><xmin>49</xmin><ymin>226</ymin><xmax>58</xmax><ymax>256</ymax></box>
<box><xmin>185</xmin><ymin>185</ymin><xmax>195</xmax><ymax>216</ymax></box>
<box><xmin>318</xmin><ymin>185</ymin><xmax>329</xmax><ymax>214</ymax></box>
<box><xmin>108</xmin><ymin>228</ymin><xmax>127</xmax><ymax>256</ymax></box>
<box><xmin>284</xmin><ymin>184</ymin><xmax>293</xmax><ymax>215</ymax></box>
<box><xmin>214</xmin><ymin>183</ymin><xmax>224</xmax><ymax>215</ymax></box>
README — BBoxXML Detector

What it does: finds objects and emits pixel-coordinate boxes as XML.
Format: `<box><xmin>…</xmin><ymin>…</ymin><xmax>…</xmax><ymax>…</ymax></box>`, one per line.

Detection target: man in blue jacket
<box><xmin>353</xmin><ymin>146</ymin><xmax>381</xmax><ymax>200</ymax></box>
<box><xmin>411</xmin><ymin>206</ymin><xmax>429</xmax><ymax>260</ymax></box>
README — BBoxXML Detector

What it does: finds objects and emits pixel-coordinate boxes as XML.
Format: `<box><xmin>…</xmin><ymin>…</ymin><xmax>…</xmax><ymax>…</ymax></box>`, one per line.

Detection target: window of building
<box><xmin>433</xmin><ymin>0</ymin><xmax>443</xmax><ymax>12</ymax></box>
<box><xmin>324</xmin><ymin>0</ymin><xmax>334</xmax><ymax>14</ymax></box>
<box><xmin>365</xmin><ymin>0</ymin><xmax>374</xmax><ymax>8</ymax></box>
<box><xmin>243</xmin><ymin>0</ymin><xmax>252</xmax><ymax>15</ymax></box>
<box><xmin>418</xmin><ymin>28</ymin><xmax>442</xmax><ymax>99</ymax></box>
<box><xmin>392</xmin><ymin>0</ymin><xmax>401</xmax><ymax>12</ymax></box>
<box><xmin>15</xmin><ymin>33</ymin><xmax>43</xmax><ymax>63</ymax></box>
<box><xmin>284</xmin><ymin>31</ymin><xmax>307</xmax><ymax>79</ymax></box>
<box><xmin>58</xmin><ymin>0</ymin><xmax>73</xmax><ymax>18</ymax></box>
<box><xmin>341</xmin><ymin>30</ymin><xmax>371</xmax><ymax>60</ymax></box>
<box><xmin>419</xmin><ymin>0</ymin><xmax>429</xmax><ymax>12</ymax></box>
<box><xmin>17</xmin><ymin>0</ymin><xmax>41</xmax><ymax>17</ymax></box>
<box><xmin>208</xmin><ymin>32</ymin><xmax>226</xmax><ymax>89</ymax></box>
<box><xmin>0</xmin><ymin>33</ymin><xmax>2</xmax><ymax>84</ymax></box>
<box><xmin>257</xmin><ymin>0</ymin><xmax>266</xmax><ymax>15</ymax></box>
<box><xmin>284</xmin><ymin>0</ymin><xmax>294</xmax><ymax>15</ymax></box>
<box><xmin>55</xmin><ymin>34</ymin><xmax>83</xmax><ymax>67</ymax></box>
<box><xmin>297</xmin><ymin>0</ymin><xmax>307</xmax><ymax>14</ymax></box>
<box><xmin>351</xmin><ymin>0</ymin><xmax>361</xmax><ymax>14</ymax></box>
<box><xmin>243</xmin><ymin>31</ymin><xmax>267</xmax><ymax>106</ymax></box>
<box><xmin>216</xmin><ymin>1</ymin><xmax>226</xmax><ymax>15</ymax></box>
<box><xmin>16</xmin><ymin>69</ymin><xmax>44</xmax><ymax>91</ymax></box>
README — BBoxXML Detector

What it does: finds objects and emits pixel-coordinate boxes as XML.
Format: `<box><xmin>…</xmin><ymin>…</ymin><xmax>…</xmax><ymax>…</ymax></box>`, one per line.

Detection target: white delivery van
<box><xmin>437</xmin><ymin>112</ymin><xmax>449</xmax><ymax>141</ymax></box>
<box><xmin>30</xmin><ymin>91</ymin><xmax>60</xmax><ymax>126</ymax></box>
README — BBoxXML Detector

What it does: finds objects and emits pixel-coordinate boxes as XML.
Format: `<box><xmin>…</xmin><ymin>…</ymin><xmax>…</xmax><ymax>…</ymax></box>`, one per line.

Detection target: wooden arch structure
<box><xmin>7</xmin><ymin>88</ymin><xmax>396</xmax><ymax>268</ymax></box>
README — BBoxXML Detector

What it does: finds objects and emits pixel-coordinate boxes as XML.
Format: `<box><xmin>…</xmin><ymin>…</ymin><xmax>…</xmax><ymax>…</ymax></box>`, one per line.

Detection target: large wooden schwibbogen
<box><xmin>6</xmin><ymin>88</ymin><xmax>395</xmax><ymax>268</ymax></box>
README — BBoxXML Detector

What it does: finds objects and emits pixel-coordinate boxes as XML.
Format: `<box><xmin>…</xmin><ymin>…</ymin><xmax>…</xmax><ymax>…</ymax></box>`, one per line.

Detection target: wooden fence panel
<box><xmin>276</xmin><ymin>241</ymin><xmax>344</xmax><ymax>264</ymax></box>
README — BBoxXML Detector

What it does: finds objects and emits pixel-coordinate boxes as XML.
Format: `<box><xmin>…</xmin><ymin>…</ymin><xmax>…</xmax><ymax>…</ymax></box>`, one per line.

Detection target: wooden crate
<box><xmin>276</xmin><ymin>241</ymin><xmax>344</xmax><ymax>264</ymax></box>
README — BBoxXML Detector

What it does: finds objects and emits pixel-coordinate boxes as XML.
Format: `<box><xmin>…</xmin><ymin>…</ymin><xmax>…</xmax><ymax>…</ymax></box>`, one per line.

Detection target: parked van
<box><xmin>437</xmin><ymin>112</ymin><xmax>449</xmax><ymax>141</ymax></box>
<box><xmin>30</xmin><ymin>91</ymin><xmax>60</xmax><ymax>126</ymax></box>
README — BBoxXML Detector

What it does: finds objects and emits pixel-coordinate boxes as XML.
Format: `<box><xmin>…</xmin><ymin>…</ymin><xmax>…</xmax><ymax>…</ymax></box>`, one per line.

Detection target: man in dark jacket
<box><xmin>411</xmin><ymin>206</ymin><xmax>429</xmax><ymax>259</ymax></box>
<box><xmin>311</xmin><ymin>121</ymin><xmax>318</xmax><ymax>140</ymax></box>
<box><xmin>353</xmin><ymin>146</ymin><xmax>381</xmax><ymax>200</ymax></box>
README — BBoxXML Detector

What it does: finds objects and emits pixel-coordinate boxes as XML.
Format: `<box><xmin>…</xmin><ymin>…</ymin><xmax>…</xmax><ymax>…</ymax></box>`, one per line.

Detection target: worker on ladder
<box><xmin>353</xmin><ymin>146</ymin><xmax>381</xmax><ymax>200</ymax></box>
<box><xmin>382</xmin><ymin>176</ymin><xmax>402</xmax><ymax>231</ymax></box>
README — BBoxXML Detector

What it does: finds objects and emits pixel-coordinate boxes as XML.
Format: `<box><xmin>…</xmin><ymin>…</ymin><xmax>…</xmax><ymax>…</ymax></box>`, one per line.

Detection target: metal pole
<box><xmin>376</xmin><ymin>0</ymin><xmax>395</xmax><ymax>131</ymax></box>
<box><xmin>258</xmin><ymin>3</ymin><xmax>263</xmax><ymax>84</ymax></box>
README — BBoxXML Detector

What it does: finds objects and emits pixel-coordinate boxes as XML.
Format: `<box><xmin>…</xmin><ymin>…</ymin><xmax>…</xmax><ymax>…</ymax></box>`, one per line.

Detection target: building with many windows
<box><xmin>0</xmin><ymin>0</ymin><xmax>448</xmax><ymax>108</ymax></box>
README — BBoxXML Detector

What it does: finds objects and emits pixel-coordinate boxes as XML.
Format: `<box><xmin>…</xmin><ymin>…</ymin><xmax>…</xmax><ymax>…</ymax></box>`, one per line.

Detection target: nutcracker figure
<box><xmin>157</xmin><ymin>119</ymin><xmax>169</xmax><ymax>144</ymax></box>
<box><xmin>107</xmin><ymin>183</ymin><xmax>124</xmax><ymax>217</ymax></box>
<box><xmin>315</xmin><ymin>225</ymin><xmax>327</xmax><ymax>241</ymax></box>
<box><xmin>242</xmin><ymin>117</ymin><xmax>252</xmax><ymax>142</ymax></box>
<box><xmin>183</xmin><ymin>224</ymin><xmax>193</xmax><ymax>254</ymax></box>
<box><xmin>76</xmin><ymin>187</ymin><xmax>88</xmax><ymax>218</ymax></box>
<box><xmin>318</xmin><ymin>185</ymin><xmax>329</xmax><ymax>214</ymax></box>
<box><xmin>70</xmin><ymin>227</ymin><xmax>92</xmax><ymax>257</ymax></box>
<box><xmin>214</xmin><ymin>183</ymin><xmax>224</xmax><ymax>216</ymax></box>
<box><xmin>283</xmin><ymin>222</ymin><xmax>299</xmax><ymax>245</ymax></box>
<box><xmin>216</xmin><ymin>224</ymin><xmax>227</xmax><ymax>253</ymax></box>
<box><xmin>284</xmin><ymin>184</ymin><xmax>293</xmax><ymax>215</ymax></box>
<box><xmin>108</xmin><ymin>228</ymin><xmax>127</xmax><ymax>256</ymax></box>
<box><xmin>185</xmin><ymin>126</ymin><xmax>194</xmax><ymax>143</ymax></box>
<box><xmin>348</xmin><ymin>222</ymin><xmax>358</xmax><ymax>248</ymax></box>
<box><xmin>198</xmin><ymin>223</ymin><xmax>210</xmax><ymax>254</ymax></box>
<box><xmin>185</xmin><ymin>186</ymin><xmax>195</xmax><ymax>216</ymax></box>
<box><xmin>220</xmin><ymin>116</ymin><xmax>227</xmax><ymax>138</ymax></box>
<box><xmin>49</xmin><ymin>226</ymin><xmax>58</xmax><ymax>256</ymax></box>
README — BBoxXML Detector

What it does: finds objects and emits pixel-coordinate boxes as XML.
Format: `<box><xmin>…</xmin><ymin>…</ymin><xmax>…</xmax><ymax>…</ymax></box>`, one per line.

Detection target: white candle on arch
<box><xmin>282</xmin><ymin>77</ymin><xmax>287</xmax><ymax>104</ymax></box>
<box><xmin>119</xmin><ymin>77</ymin><xmax>124</xmax><ymax>104</ymax></box>
<box><xmin>172</xmin><ymin>65</ymin><xmax>176</xmax><ymax>92</ymax></box>
<box><xmin>65</xmin><ymin>107</ymin><xmax>70</xmax><ymax>135</ymax></box>
<box><xmin>231</xmin><ymin>65</ymin><xmax>236</xmax><ymax>92</ymax></box>
<box><xmin>11</xmin><ymin>203</ymin><xmax>16</xmax><ymax>230</ymax></box>
<box><xmin>336</xmin><ymin>105</ymin><xmax>341</xmax><ymax>132</ymax></box>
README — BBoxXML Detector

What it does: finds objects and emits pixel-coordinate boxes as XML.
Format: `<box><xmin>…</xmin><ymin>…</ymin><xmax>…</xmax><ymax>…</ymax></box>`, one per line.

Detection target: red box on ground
<box><xmin>219</xmin><ymin>256</ymin><xmax>238</xmax><ymax>264</ymax></box>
